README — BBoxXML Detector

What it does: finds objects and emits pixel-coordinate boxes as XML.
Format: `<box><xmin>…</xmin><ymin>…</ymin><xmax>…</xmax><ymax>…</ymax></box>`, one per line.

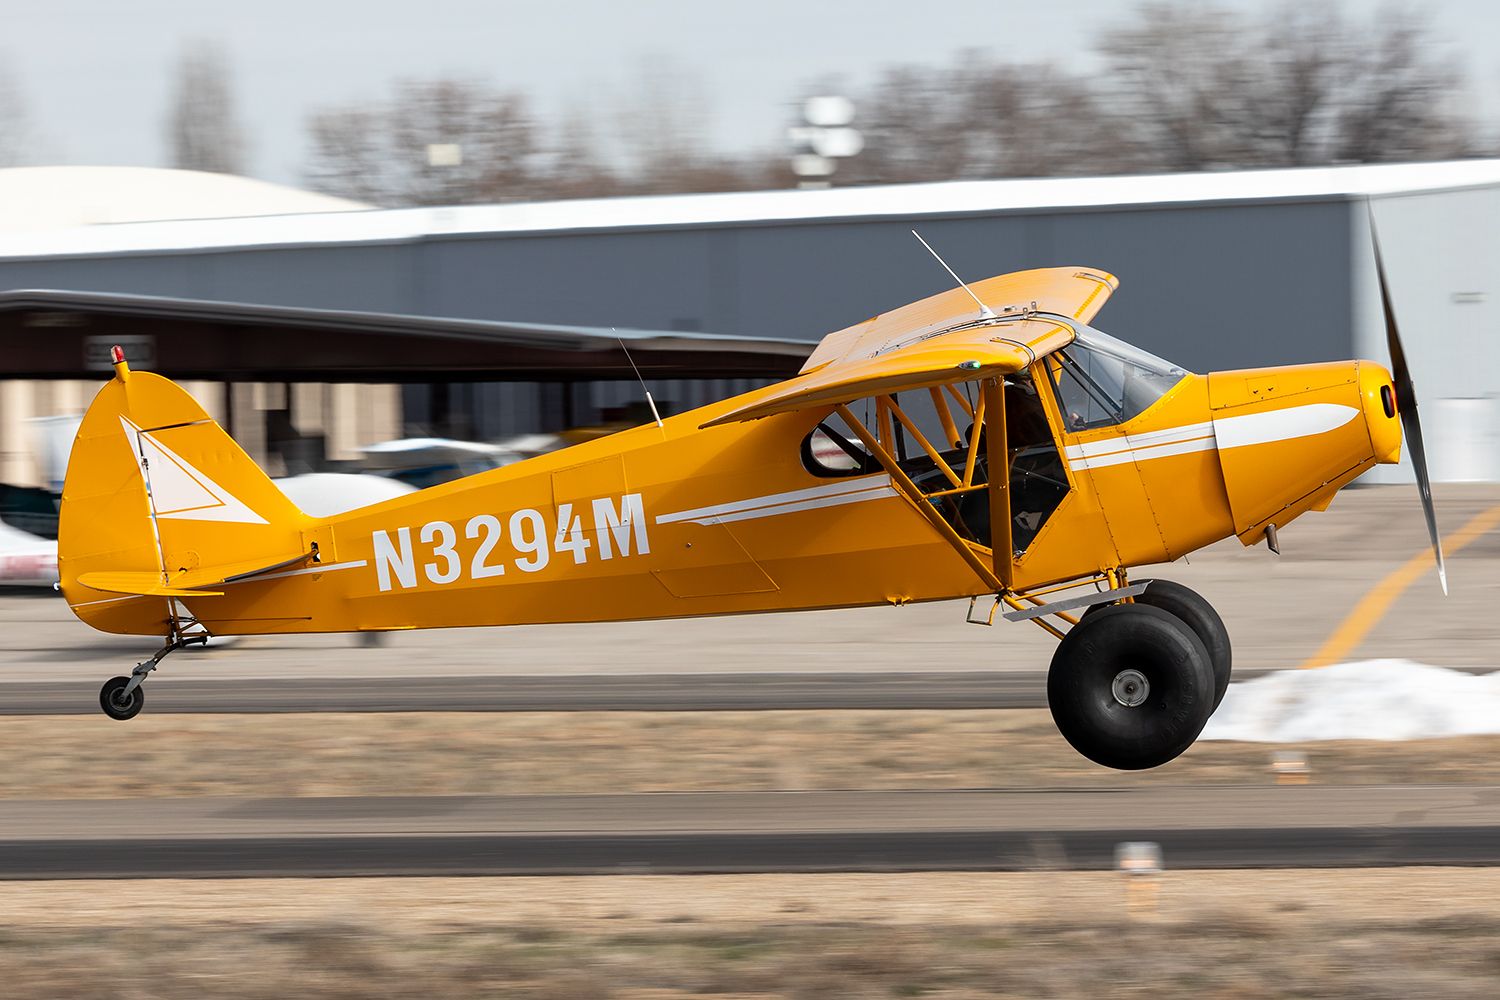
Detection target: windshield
<box><xmin>1050</xmin><ymin>326</ymin><xmax>1186</xmax><ymax>431</ymax></box>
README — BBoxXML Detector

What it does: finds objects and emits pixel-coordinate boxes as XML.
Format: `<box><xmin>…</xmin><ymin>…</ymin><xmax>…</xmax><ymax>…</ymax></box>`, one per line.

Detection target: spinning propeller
<box><xmin>1370</xmin><ymin>206</ymin><xmax>1447</xmax><ymax>595</ymax></box>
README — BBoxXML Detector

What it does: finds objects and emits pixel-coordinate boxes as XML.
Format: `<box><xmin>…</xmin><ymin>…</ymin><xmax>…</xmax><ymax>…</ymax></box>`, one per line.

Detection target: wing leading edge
<box><xmin>703</xmin><ymin>266</ymin><xmax>1117</xmax><ymax>427</ymax></box>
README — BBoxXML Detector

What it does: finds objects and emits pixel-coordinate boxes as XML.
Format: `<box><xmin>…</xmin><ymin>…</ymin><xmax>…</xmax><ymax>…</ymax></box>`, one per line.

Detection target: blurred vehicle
<box><xmin>29</xmin><ymin>414</ymin><xmax>81</xmax><ymax>493</ymax></box>
<box><xmin>53</xmin><ymin>255</ymin><xmax>1440</xmax><ymax>775</ymax></box>
<box><xmin>274</xmin><ymin>473</ymin><xmax>418</xmax><ymax>516</ymax></box>
<box><xmin>0</xmin><ymin>520</ymin><xmax>57</xmax><ymax>587</ymax></box>
<box><xmin>357</xmin><ymin>437</ymin><xmax>524</xmax><ymax>490</ymax></box>
<box><xmin>0</xmin><ymin>482</ymin><xmax>59</xmax><ymax>540</ymax></box>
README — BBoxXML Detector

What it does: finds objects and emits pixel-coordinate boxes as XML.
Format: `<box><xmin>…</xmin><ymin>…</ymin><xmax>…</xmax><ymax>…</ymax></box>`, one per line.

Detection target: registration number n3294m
<box><xmin>370</xmin><ymin>494</ymin><xmax>649</xmax><ymax>592</ymax></box>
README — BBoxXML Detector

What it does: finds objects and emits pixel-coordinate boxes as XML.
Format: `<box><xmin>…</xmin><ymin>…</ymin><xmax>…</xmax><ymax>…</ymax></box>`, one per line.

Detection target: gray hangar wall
<box><xmin>0</xmin><ymin>198</ymin><xmax>1356</xmax><ymax>378</ymax></box>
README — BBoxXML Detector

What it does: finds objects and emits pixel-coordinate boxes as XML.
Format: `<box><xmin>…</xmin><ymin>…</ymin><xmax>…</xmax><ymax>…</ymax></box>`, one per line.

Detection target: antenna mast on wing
<box><xmin>616</xmin><ymin>332</ymin><xmax>664</xmax><ymax>429</ymax></box>
<box><xmin>911</xmin><ymin>229</ymin><xmax>996</xmax><ymax>319</ymax></box>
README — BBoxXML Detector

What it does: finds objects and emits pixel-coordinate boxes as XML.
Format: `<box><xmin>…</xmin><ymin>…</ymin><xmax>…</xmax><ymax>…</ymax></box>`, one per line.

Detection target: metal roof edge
<box><xmin>2</xmin><ymin>159</ymin><xmax>1498</xmax><ymax>261</ymax></box>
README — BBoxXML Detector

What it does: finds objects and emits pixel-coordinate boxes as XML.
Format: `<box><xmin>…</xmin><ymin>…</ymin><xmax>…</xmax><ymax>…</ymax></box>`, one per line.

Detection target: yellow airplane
<box><xmin>58</xmin><ymin>243</ymin><xmax>1441</xmax><ymax>770</ymax></box>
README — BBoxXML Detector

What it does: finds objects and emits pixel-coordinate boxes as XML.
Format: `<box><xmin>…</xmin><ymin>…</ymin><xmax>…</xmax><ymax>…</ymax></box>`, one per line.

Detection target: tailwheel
<box><xmin>1048</xmin><ymin>603</ymin><xmax>1214</xmax><ymax>770</ymax></box>
<box><xmin>1085</xmin><ymin>578</ymin><xmax>1232</xmax><ymax>710</ymax></box>
<box><xmin>99</xmin><ymin>676</ymin><xmax>145</xmax><ymax>721</ymax></box>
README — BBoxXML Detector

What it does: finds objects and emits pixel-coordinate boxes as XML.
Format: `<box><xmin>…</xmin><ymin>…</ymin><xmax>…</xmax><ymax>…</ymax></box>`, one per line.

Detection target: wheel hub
<box><xmin>1111</xmin><ymin>669</ymin><xmax>1150</xmax><ymax>708</ymax></box>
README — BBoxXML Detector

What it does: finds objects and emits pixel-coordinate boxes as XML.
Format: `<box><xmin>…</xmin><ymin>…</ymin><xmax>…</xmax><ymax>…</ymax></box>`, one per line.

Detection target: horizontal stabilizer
<box><xmin>76</xmin><ymin>572</ymin><xmax>225</xmax><ymax>598</ymax></box>
<box><xmin>74</xmin><ymin>543</ymin><xmax>318</xmax><ymax>598</ymax></box>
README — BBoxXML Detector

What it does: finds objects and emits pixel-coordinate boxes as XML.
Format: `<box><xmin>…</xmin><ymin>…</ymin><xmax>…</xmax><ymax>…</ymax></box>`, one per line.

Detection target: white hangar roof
<box><xmin>2</xmin><ymin>158</ymin><xmax>1499</xmax><ymax>260</ymax></box>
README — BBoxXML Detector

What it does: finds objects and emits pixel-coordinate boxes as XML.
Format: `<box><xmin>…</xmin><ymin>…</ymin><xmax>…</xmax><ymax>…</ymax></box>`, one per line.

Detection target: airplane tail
<box><xmin>59</xmin><ymin>351</ymin><xmax>311</xmax><ymax>636</ymax></box>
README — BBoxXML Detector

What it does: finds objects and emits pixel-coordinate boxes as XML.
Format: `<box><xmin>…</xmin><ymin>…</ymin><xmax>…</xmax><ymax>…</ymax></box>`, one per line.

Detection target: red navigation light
<box><xmin>110</xmin><ymin>345</ymin><xmax>125</xmax><ymax>364</ymax></box>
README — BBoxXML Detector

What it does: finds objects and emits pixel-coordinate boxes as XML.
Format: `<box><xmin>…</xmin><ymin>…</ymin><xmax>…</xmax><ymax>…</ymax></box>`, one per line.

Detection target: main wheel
<box><xmin>1086</xmin><ymin>579</ymin><xmax>1232</xmax><ymax>711</ymax></box>
<box><xmin>1048</xmin><ymin>604</ymin><xmax>1214</xmax><ymax>770</ymax></box>
<box><xmin>99</xmin><ymin>676</ymin><xmax>144</xmax><ymax>721</ymax></box>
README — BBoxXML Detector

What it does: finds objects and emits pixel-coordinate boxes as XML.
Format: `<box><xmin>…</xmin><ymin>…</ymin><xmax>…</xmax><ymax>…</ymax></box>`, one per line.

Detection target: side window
<box><xmin>801</xmin><ymin>416</ymin><xmax>877</xmax><ymax>477</ymax></box>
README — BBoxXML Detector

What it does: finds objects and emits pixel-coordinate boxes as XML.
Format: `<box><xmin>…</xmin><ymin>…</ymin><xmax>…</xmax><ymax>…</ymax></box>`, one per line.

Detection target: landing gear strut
<box><xmin>98</xmin><ymin>634</ymin><xmax>207</xmax><ymax>721</ymax></box>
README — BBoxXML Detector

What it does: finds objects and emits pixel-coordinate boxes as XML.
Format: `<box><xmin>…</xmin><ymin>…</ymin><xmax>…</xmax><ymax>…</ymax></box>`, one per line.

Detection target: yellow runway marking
<box><xmin>1300</xmin><ymin>502</ymin><xmax>1500</xmax><ymax>669</ymax></box>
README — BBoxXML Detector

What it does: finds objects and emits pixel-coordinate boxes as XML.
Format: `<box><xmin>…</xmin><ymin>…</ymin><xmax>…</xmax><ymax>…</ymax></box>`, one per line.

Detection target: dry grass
<box><xmin>3</xmin><ymin>710</ymin><xmax>1499</xmax><ymax>798</ymax></box>
<box><xmin>8</xmin><ymin>870</ymin><xmax>1500</xmax><ymax>998</ymax></box>
<box><xmin>2</xmin><ymin>910</ymin><xmax>1498</xmax><ymax>998</ymax></box>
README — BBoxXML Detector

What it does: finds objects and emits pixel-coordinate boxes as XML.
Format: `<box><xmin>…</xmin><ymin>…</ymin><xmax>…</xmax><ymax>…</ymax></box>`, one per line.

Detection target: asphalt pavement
<box><xmin>6</xmin><ymin>786</ymin><xmax>1500</xmax><ymax>877</ymax></box>
<box><xmin>11</xmin><ymin>665</ymin><xmax>1472</xmax><ymax>714</ymax></box>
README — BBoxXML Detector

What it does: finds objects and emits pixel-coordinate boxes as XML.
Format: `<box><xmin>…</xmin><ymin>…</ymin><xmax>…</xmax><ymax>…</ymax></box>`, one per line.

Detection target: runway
<box><xmin>7</xmin><ymin>786</ymin><xmax>1500</xmax><ymax>877</ymax></box>
<box><xmin>11</xmin><ymin>666</ymin><xmax>1491</xmax><ymax>714</ymax></box>
<box><xmin>0</xmin><ymin>671</ymin><xmax>1043</xmax><ymax>713</ymax></box>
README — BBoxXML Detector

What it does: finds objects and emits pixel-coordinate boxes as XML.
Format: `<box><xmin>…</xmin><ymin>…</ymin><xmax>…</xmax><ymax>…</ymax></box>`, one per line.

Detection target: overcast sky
<box><xmin>6</xmin><ymin>0</ymin><xmax>1500</xmax><ymax>185</ymax></box>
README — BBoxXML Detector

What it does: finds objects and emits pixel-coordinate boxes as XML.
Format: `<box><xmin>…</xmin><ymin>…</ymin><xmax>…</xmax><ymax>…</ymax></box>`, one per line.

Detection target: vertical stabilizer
<box><xmin>60</xmin><ymin>362</ymin><xmax>308</xmax><ymax>635</ymax></box>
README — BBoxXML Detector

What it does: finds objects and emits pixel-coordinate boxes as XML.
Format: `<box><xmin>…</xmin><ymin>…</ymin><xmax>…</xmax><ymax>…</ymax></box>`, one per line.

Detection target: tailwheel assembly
<box><xmin>96</xmin><ymin>622</ymin><xmax>209</xmax><ymax>721</ymax></box>
<box><xmin>1047</xmin><ymin>603</ymin><xmax>1214</xmax><ymax>770</ymax></box>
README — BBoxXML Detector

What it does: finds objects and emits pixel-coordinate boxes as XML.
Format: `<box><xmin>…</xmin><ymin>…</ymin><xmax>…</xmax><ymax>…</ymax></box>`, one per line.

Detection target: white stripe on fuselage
<box><xmin>655</xmin><ymin>475</ymin><xmax>897</xmax><ymax>527</ymax></box>
<box><xmin>654</xmin><ymin>402</ymin><xmax>1361</xmax><ymax>524</ymax></box>
<box><xmin>1064</xmin><ymin>420</ymin><xmax>1215</xmax><ymax>461</ymax></box>
<box><xmin>1065</xmin><ymin>403</ymin><xmax>1360</xmax><ymax>470</ymax></box>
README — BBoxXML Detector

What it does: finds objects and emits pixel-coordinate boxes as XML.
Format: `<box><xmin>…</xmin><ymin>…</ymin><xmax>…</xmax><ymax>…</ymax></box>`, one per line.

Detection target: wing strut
<box><xmin>985</xmin><ymin>377</ymin><xmax>1013</xmax><ymax>591</ymax></box>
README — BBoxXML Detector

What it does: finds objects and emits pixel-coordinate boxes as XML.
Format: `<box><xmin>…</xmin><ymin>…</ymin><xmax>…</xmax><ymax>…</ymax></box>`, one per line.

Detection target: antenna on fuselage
<box><xmin>910</xmin><ymin>229</ymin><xmax>996</xmax><ymax>319</ymax></box>
<box><xmin>616</xmin><ymin>331</ymin><xmax>664</xmax><ymax>429</ymax></box>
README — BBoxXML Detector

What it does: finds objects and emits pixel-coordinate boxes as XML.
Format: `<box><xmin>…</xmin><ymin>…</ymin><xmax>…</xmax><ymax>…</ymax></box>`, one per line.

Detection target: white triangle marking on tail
<box><xmin>120</xmin><ymin>417</ymin><xmax>269</xmax><ymax>525</ymax></box>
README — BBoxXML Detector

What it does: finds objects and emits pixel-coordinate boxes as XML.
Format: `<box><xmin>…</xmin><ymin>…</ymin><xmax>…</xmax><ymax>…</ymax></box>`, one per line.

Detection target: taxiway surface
<box><xmin>6</xmin><ymin>786</ymin><xmax>1500</xmax><ymax>877</ymax></box>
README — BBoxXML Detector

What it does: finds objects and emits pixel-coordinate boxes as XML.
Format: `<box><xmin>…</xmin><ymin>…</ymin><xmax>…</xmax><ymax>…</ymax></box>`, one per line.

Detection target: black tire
<box><xmin>1048</xmin><ymin>604</ymin><xmax>1214</xmax><ymax>770</ymax></box>
<box><xmin>1086</xmin><ymin>579</ymin><xmax>1232</xmax><ymax>711</ymax></box>
<box><xmin>99</xmin><ymin>676</ymin><xmax>144</xmax><ymax>721</ymax></box>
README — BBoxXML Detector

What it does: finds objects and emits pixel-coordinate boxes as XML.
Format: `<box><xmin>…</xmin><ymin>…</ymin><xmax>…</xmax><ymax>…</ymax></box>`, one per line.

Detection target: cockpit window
<box><xmin>1050</xmin><ymin>326</ymin><xmax>1186</xmax><ymax>431</ymax></box>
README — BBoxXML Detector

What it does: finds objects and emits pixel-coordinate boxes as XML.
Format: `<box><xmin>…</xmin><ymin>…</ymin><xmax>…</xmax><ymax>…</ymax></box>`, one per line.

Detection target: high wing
<box><xmin>703</xmin><ymin>267</ymin><xmax>1117</xmax><ymax>427</ymax></box>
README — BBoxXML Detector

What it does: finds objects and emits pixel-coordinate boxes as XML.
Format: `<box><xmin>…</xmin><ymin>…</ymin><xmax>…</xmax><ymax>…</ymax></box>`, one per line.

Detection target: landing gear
<box><xmin>1047</xmin><ymin>603</ymin><xmax>1215</xmax><ymax>770</ymax></box>
<box><xmin>1085</xmin><ymin>579</ymin><xmax>1232</xmax><ymax>710</ymax></box>
<box><xmin>96</xmin><ymin>634</ymin><xmax>206</xmax><ymax>721</ymax></box>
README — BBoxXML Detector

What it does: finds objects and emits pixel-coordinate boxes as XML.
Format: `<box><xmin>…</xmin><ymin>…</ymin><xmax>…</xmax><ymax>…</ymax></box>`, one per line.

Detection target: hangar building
<box><xmin>1</xmin><ymin>160</ymin><xmax>1497</xmax><ymax>486</ymax></box>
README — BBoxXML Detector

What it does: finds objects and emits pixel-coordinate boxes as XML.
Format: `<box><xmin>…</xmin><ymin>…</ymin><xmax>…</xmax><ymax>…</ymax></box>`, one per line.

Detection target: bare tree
<box><xmin>837</xmin><ymin>65</ymin><xmax>979</xmax><ymax>184</ymax></box>
<box><xmin>298</xmin><ymin>2</ymin><xmax>1481</xmax><ymax>206</ymax></box>
<box><xmin>303</xmin><ymin>106</ymin><xmax>389</xmax><ymax>203</ymax></box>
<box><xmin>840</xmin><ymin>58</ymin><xmax>1118</xmax><ymax>184</ymax></box>
<box><xmin>1095</xmin><ymin>1</ymin><xmax>1478</xmax><ymax>171</ymax></box>
<box><xmin>839</xmin><ymin>1</ymin><xmax>1480</xmax><ymax>187</ymax></box>
<box><xmin>1332</xmin><ymin>7</ymin><xmax>1475</xmax><ymax>162</ymax></box>
<box><xmin>305</xmin><ymin>69</ymin><xmax>777</xmax><ymax>206</ymax></box>
<box><xmin>306</xmin><ymin>79</ymin><xmax>543</xmax><ymax>206</ymax></box>
<box><xmin>540</xmin><ymin>106</ymin><xmax>624</xmax><ymax>200</ymax></box>
<box><xmin>166</xmin><ymin>40</ymin><xmax>246</xmax><ymax>174</ymax></box>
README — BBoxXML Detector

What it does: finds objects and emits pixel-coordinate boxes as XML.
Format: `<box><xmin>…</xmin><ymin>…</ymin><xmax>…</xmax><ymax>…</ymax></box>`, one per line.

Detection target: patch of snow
<box><xmin>1201</xmin><ymin>660</ymin><xmax>1500</xmax><ymax>742</ymax></box>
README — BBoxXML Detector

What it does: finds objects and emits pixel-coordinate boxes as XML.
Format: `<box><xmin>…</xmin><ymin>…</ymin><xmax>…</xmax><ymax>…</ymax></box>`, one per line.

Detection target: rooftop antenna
<box><xmin>616</xmin><ymin>331</ymin><xmax>664</xmax><ymax>429</ymax></box>
<box><xmin>911</xmin><ymin>229</ymin><xmax>996</xmax><ymax>319</ymax></box>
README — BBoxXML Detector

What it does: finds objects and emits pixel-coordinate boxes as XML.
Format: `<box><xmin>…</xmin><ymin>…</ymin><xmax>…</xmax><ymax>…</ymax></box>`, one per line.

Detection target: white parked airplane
<box><xmin>0</xmin><ymin>520</ymin><xmax>57</xmax><ymax>587</ymax></box>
